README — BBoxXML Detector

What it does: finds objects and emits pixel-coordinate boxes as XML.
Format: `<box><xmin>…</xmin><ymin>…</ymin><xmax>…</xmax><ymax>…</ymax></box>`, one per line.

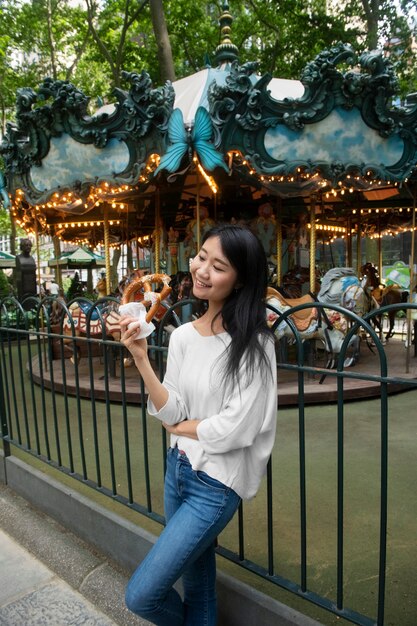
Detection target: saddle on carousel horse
<box><xmin>266</xmin><ymin>287</ymin><xmax>318</xmax><ymax>331</ymax></box>
<box><xmin>63</xmin><ymin>301</ymin><xmax>105</xmax><ymax>336</ymax></box>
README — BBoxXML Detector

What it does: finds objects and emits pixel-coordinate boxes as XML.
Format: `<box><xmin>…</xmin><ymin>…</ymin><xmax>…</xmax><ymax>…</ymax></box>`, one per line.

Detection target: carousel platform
<box><xmin>30</xmin><ymin>333</ymin><xmax>417</xmax><ymax>407</ymax></box>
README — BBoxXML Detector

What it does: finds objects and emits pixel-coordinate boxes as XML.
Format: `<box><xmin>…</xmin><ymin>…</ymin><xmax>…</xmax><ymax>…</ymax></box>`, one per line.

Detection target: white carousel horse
<box><xmin>266</xmin><ymin>268</ymin><xmax>370</xmax><ymax>368</ymax></box>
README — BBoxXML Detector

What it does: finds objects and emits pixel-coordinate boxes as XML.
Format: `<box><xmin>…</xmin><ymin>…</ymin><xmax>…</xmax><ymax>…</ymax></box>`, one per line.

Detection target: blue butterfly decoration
<box><xmin>0</xmin><ymin>171</ymin><xmax>11</xmax><ymax>209</ymax></box>
<box><xmin>154</xmin><ymin>106</ymin><xmax>228</xmax><ymax>175</ymax></box>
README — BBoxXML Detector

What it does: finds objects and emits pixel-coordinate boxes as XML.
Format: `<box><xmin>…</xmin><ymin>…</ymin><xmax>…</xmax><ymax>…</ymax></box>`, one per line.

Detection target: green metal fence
<box><xmin>1</xmin><ymin>294</ymin><xmax>416</xmax><ymax>626</ymax></box>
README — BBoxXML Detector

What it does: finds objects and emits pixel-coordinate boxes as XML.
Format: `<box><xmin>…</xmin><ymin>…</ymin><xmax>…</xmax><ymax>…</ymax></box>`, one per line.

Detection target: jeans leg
<box><xmin>182</xmin><ymin>543</ymin><xmax>216</xmax><ymax>626</ymax></box>
<box><xmin>125</xmin><ymin>449</ymin><xmax>240</xmax><ymax>626</ymax></box>
<box><xmin>126</xmin><ymin>448</ymin><xmax>184</xmax><ymax>626</ymax></box>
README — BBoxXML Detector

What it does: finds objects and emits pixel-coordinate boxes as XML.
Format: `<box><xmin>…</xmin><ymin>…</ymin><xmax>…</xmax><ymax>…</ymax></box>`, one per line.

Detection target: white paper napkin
<box><xmin>119</xmin><ymin>302</ymin><xmax>155</xmax><ymax>339</ymax></box>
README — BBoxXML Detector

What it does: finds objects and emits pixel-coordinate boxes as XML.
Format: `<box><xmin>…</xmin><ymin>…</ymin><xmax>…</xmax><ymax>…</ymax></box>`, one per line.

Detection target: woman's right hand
<box><xmin>119</xmin><ymin>314</ymin><xmax>169</xmax><ymax>411</ymax></box>
<box><xmin>119</xmin><ymin>316</ymin><xmax>148</xmax><ymax>363</ymax></box>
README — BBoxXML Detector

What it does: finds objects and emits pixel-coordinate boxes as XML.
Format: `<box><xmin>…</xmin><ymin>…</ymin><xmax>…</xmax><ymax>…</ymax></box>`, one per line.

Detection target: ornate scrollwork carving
<box><xmin>300</xmin><ymin>43</ymin><xmax>357</xmax><ymax>86</ymax></box>
<box><xmin>116</xmin><ymin>70</ymin><xmax>175</xmax><ymax>139</ymax></box>
<box><xmin>0</xmin><ymin>71</ymin><xmax>175</xmax><ymax>203</ymax></box>
<box><xmin>208</xmin><ymin>60</ymin><xmax>259</xmax><ymax>141</ymax></box>
<box><xmin>211</xmin><ymin>43</ymin><xmax>417</xmax><ymax>186</ymax></box>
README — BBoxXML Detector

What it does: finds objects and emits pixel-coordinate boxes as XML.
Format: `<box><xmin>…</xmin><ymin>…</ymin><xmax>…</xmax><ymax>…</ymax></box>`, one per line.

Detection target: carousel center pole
<box><xmin>34</xmin><ymin>215</ymin><xmax>42</xmax><ymax>298</ymax></box>
<box><xmin>103</xmin><ymin>208</ymin><xmax>111</xmax><ymax>295</ymax></box>
<box><xmin>309</xmin><ymin>196</ymin><xmax>317</xmax><ymax>293</ymax></box>
<box><xmin>52</xmin><ymin>235</ymin><xmax>62</xmax><ymax>288</ymax></box>
<box><xmin>34</xmin><ymin>215</ymin><xmax>47</xmax><ymax>369</ymax></box>
<box><xmin>136</xmin><ymin>236</ymin><xmax>140</xmax><ymax>270</ymax></box>
<box><xmin>377</xmin><ymin>215</ymin><xmax>382</xmax><ymax>280</ymax></box>
<box><xmin>356</xmin><ymin>214</ymin><xmax>362</xmax><ymax>276</ymax></box>
<box><xmin>347</xmin><ymin>216</ymin><xmax>352</xmax><ymax>267</ymax></box>
<box><xmin>276</xmin><ymin>198</ymin><xmax>282</xmax><ymax>286</ymax></box>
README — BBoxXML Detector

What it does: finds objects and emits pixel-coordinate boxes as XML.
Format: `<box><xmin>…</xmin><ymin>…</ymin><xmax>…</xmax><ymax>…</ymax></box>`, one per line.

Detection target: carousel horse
<box><xmin>56</xmin><ymin>274</ymin><xmax>171</xmax><ymax>364</ymax></box>
<box><xmin>361</xmin><ymin>263</ymin><xmax>406</xmax><ymax>339</ymax></box>
<box><xmin>266</xmin><ymin>267</ymin><xmax>369</xmax><ymax>368</ymax></box>
<box><xmin>361</xmin><ymin>262</ymin><xmax>380</xmax><ymax>291</ymax></box>
<box><xmin>281</xmin><ymin>265</ymin><xmax>322</xmax><ymax>299</ymax></box>
<box><xmin>317</xmin><ymin>267</ymin><xmax>371</xmax><ymax>318</ymax></box>
<box><xmin>372</xmin><ymin>285</ymin><xmax>408</xmax><ymax>340</ymax></box>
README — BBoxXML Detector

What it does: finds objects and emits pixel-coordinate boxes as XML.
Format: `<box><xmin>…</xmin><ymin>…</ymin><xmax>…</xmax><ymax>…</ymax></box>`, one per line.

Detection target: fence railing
<box><xmin>1</xmin><ymin>294</ymin><xmax>417</xmax><ymax>626</ymax></box>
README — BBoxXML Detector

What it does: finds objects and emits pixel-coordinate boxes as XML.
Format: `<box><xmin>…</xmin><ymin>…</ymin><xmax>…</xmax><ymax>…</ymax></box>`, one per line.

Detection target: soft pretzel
<box><xmin>121</xmin><ymin>273</ymin><xmax>172</xmax><ymax>323</ymax></box>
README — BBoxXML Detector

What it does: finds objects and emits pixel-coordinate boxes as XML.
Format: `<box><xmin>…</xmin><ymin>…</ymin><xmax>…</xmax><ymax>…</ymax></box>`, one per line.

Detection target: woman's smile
<box><xmin>195</xmin><ymin>278</ymin><xmax>211</xmax><ymax>289</ymax></box>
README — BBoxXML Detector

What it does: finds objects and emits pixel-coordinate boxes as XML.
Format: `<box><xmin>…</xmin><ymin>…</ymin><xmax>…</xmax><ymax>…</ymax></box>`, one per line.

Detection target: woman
<box><xmin>120</xmin><ymin>224</ymin><xmax>277</xmax><ymax>626</ymax></box>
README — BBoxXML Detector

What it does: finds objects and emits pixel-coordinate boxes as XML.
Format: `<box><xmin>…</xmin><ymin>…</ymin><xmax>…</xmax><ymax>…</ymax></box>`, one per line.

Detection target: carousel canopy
<box><xmin>48</xmin><ymin>247</ymin><xmax>105</xmax><ymax>268</ymax></box>
<box><xmin>0</xmin><ymin>4</ymin><xmax>417</xmax><ymax>243</ymax></box>
<box><xmin>0</xmin><ymin>250</ymin><xmax>15</xmax><ymax>268</ymax></box>
<box><xmin>172</xmin><ymin>67</ymin><xmax>304</xmax><ymax>127</ymax></box>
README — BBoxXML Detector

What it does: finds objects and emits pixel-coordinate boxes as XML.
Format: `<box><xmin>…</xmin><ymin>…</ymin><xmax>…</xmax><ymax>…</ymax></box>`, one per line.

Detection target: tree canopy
<box><xmin>0</xmin><ymin>0</ymin><xmax>416</xmax><ymax>129</ymax></box>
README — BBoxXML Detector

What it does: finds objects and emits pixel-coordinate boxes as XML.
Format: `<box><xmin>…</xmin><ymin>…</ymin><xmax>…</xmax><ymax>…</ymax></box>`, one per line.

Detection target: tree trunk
<box><xmin>46</xmin><ymin>0</ymin><xmax>58</xmax><ymax>79</ymax></box>
<box><xmin>126</xmin><ymin>242</ymin><xmax>133</xmax><ymax>270</ymax></box>
<box><xmin>361</xmin><ymin>0</ymin><xmax>379</xmax><ymax>49</ymax></box>
<box><xmin>149</xmin><ymin>0</ymin><xmax>176</xmax><ymax>82</ymax></box>
<box><xmin>111</xmin><ymin>247</ymin><xmax>121</xmax><ymax>292</ymax></box>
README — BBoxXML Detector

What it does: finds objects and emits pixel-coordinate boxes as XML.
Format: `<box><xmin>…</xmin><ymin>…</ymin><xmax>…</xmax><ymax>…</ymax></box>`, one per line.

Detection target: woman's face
<box><xmin>190</xmin><ymin>236</ymin><xmax>238</xmax><ymax>305</ymax></box>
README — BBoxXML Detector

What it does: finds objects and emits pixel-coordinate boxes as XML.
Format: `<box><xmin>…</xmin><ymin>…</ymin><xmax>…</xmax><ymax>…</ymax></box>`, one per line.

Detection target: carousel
<box><xmin>1</xmin><ymin>4</ymin><xmax>417</xmax><ymax>402</ymax></box>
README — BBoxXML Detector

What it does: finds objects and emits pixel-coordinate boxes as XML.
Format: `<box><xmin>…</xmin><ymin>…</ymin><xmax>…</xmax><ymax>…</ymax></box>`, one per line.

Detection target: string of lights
<box><xmin>7</xmin><ymin>147</ymin><xmax>416</xmax><ymax>247</ymax></box>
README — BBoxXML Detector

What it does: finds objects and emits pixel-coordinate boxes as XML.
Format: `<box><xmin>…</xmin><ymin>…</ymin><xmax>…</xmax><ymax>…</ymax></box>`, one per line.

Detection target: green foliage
<box><xmin>83</xmin><ymin>290</ymin><xmax>98</xmax><ymax>302</ymax></box>
<box><xmin>66</xmin><ymin>271</ymin><xmax>83</xmax><ymax>300</ymax></box>
<box><xmin>0</xmin><ymin>308</ymin><xmax>36</xmax><ymax>331</ymax></box>
<box><xmin>0</xmin><ymin>269</ymin><xmax>10</xmax><ymax>298</ymax></box>
<box><xmin>0</xmin><ymin>209</ymin><xmax>26</xmax><ymax>239</ymax></box>
<box><xmin>0</xmin><ymin>208</ymin><xmax>11</xmax><ymax>235</ymax></box>
<box><xmin>61</xmin><ymin>275</ymin><xmax>72</xmax><ymax>294</ymax></box>
<box><xmin>0</xmin><ymin>0</ymin><xmax>416</xmax><ymax>114</ymax></box>
<box><xmin>230</xmin><ymin>0</ymin><xmax>361</xmax><ymax>79</ymax></box>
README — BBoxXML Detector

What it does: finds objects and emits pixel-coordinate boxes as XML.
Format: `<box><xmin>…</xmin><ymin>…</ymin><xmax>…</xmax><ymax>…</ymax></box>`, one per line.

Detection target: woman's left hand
<box><xmin>162</xmin><ymin>420</ymin><xmax>200</xmax><ymax>440</ymax></box>
<box><xmin>162</xmin><ymin>422</ymin><xmax>177</xmax><ymax>435</ymax></box>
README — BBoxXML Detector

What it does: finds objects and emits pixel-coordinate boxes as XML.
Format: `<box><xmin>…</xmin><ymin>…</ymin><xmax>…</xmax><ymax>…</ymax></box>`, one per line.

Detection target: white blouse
<box><xmin>147</xmin><ymin>322</ymin><xmax>277</xmax><ymax>499</ymax></box>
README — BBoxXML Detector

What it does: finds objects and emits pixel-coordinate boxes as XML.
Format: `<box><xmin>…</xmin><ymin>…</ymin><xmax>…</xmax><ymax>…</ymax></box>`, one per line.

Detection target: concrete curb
<box><xmin>2</xmin><ymin>452</ymin><xmax>321</xmax><ymax>626</ymax></box>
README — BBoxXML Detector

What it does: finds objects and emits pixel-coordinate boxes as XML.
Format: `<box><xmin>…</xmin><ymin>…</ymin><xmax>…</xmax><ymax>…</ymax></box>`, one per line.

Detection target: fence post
<box><xmin>0</xmin><ymin>350</ymin><xmax>10</xmax><ymax>457</ymax></box>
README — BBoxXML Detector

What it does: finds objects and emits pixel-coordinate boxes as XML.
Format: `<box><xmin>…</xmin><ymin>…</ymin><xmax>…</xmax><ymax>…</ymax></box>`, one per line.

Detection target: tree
<box><xmin>0</xmin><ymin>269</ymin><xmax>11</xmax><ymax>298</ymax></box>
<box><xmin>2</xmin><ymin>0</ymin><xmax>416</xmax><ymax>106</ymax></box>
<box><xmin>330</xmin><ymin>0</ymin><xmax>417</xmax><ymax>96</ymax></box>
<box><xmin>149</xmin><ymin>0</ymin><xmax>176</xmax><ymax>82</ymax></box>
<box><xmin>0</xmin><ymin>0</ymin><xmax>19</xmax><ymax>130</ymax></box>
<box><xmin>66</xmin><ymin>271</ymin><xmax>83</xmax><ymax>299</ymax></box>
<box><xmin>84</xmin><ymin>0</ymin><xmax>151</xmax><ymax>89</ymax></box>
<box><xmin>0</xmin><ymin>208</ymin><xmax>25</xmax><ymax>256</ymax></box>
<box><xmin>232</xmin><ymin>0</ymin><xmax>360</xmax><ymax>79</ymax></box>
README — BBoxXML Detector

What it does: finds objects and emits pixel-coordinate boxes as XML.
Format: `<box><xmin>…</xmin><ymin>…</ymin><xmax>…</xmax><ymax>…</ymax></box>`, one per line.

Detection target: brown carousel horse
<box><xmin>281</xmin><ymin>265</ymin><xmax>322</xmax><ymax>299</ymax></box>
<box><xmin>361</xmin><ymin>263</ymin><xmax>407</xmax><ymax>339</ymax></box>
<box><xmin>52</xmin><ymin>273</ymin><xmax>171</xmax><ymax>364</ymax></box>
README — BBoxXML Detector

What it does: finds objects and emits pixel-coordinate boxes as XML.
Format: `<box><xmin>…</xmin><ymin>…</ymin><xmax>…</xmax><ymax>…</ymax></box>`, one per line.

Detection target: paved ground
<box><xmin>0</xmin><ymin>485</ymin><xmax>149</xmax><ymax>626</ymax></box>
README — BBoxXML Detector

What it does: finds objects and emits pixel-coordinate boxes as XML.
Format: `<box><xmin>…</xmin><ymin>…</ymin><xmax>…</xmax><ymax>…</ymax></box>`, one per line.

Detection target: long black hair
<box><xmin>201</xmin><ymin>224</ymin><xmax>273</xmax><ymax>389</ymax></box>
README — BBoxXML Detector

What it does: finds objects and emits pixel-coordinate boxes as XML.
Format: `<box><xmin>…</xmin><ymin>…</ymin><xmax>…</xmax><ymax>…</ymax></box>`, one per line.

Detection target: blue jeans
<box><xmin>125</xmin><ymin>446</ymin><xmax>241</xmax><ymax>625</ymax></box>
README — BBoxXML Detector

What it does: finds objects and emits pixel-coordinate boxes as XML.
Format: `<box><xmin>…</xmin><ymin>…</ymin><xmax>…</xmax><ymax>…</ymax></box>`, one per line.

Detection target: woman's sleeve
<box><xmin>147</xmin><ymin>330</ymin><xmax>188</xmax><ymax>425</ymax></box>
<box><xmin>196</xmin><ymin>338</ymin><xmax>277</xmax><ymax>454</ymax></box>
